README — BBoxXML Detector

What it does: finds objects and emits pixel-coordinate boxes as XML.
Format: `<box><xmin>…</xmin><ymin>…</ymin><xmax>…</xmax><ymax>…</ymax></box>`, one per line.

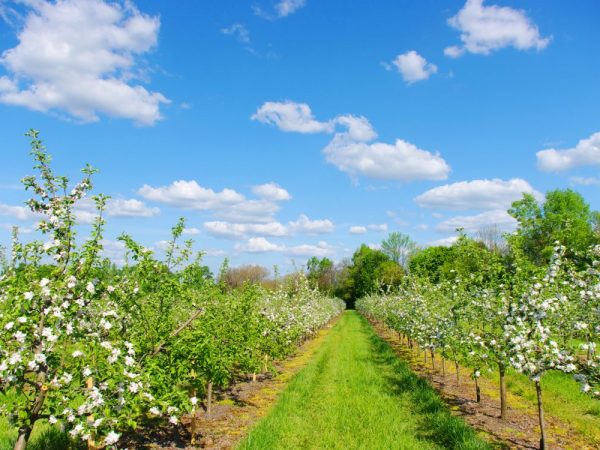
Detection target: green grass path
<box><xmin>238</xmin><ymin>311</ymin><xmax>490</xmax><ymax>450</ymax></box>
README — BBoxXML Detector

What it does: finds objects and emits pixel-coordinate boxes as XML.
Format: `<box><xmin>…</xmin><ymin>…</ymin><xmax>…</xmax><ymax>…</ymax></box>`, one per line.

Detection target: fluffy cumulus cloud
<box><xmin>436</xmin><ymin>209</ymin><xmax>517</xmax><ymax>233</ymax></box>
<box><xmin>253</xmin><ymin>100</ymin><xmax>451</xmax><ymax>182</ymax></box>
<box><xmin>536</xmin><ymin>132</ymin><xmax>600</xmax><ymax>172</ymax></box>
<box><xmin>349</xmin><ymin>223</ymin><xmax>387</xmax><ymax>234</ymax></box>
<box><xmin>0</xmin><ymin>0</ymin><xmax>168</xmax><ymax>125</ymax></box>
<box><xmin>427</xmin><ymin>236</ymin><xmax>459</xmax><ymax>247</ymax></box>
<box><xmin>251</xmin><ymin>101</ymin><xmax>333</xmax><ymax>133</ymax></box>
<box><xmin>204</xmin><ymin>214</ymin><xmax>333</xmax><ymax>240</ymax></box>
<box><xmin>445</xmin><ymin>0</ymin><xmax>550</xmax><ymax>57</ymax></box>
<box><xmin>323</xmin><ymin>134</ymin><xmax>450</xmax><ymax>182</ymax></box>
<box><xmin>0</xmin><ymin>203</ymin><xmax>39</xmax><ymax>221</ymax></box>
<box><xmin>349</xmin><ymin>225</ymin><xmax>367</xmax><ymax>234</ymax></box>
<box><xmin>390</xmin><ymin>51</ymin><xmax>437</xmax><ymax>84</ymax></box>
<box><xmin>235</xmin><ymin>237</ymin><xmax>333</xmax><ymax>257</ymax></box>
<box><xmin>204</xmin><ymin>221</ymin><xmax>288</xmax><ymax>239</ymax></box>
<box><xmin>415</xmin><ymin>178</ymin><xmax>541</xmax><ymax>210</ymax></box>
<box><xmin>139</xmin><ymin>180</ymin><xmax>244</xmax><ymax>210</ymax></box>
<box><xmin>251</xmin><ymin>182</ymin><xmax>292</xmax><ymax>201</ymax></box>
<box><xmin>139</xmin><ymin>179</ymin><xmax>288</xmax><ymax>223</ymax></box>
<box><xmin>334</xmin><ymin>115</ymin><xmax>378</xmax><ymax>141</ymax></box>
<box><xmin>288</xmin><ymin>214</ymin><xmax>334</xmax><ymax>234</ymax></box>
<box><xmin>72</xmin><ymin>197</ymin><xmax>159</xmax><ymax>224</ymax></box>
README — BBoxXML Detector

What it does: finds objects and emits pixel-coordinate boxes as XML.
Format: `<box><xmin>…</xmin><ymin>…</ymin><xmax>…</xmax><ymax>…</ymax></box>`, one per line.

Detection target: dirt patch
<box><xmin>120</xmin><ymin>320</ymin><xmax>337</xmax><ymax>449</ymax></box>
<box><xmin>368</xmin><ymin>319</ymin><xmax>596</xmax><ymax>450</ymax></box>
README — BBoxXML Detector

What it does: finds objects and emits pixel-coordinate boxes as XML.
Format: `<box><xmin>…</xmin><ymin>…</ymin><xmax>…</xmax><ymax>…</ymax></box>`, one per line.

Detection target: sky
<box><xmin>0</xmin><ymin>0</ymin><xmax>599</xmax><ymax>274</ymax></box>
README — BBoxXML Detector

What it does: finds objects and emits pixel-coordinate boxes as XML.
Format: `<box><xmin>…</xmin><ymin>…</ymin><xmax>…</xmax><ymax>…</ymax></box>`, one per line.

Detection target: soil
<box><xmin>368</xmin><ymin>319</ymin><xmax>598</xmax><ymax>450</ymax></box>
<box><xmin>119</xmin><ymin>321</ymin><xmax>336</xmax><ymax>449</ymax></box>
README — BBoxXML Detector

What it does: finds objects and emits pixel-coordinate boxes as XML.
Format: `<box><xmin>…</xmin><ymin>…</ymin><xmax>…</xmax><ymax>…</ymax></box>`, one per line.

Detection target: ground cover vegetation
<box><xmin>239</xmin><ymin>311</ymin><xmax>489</xmax><ymax>450</ymax></box>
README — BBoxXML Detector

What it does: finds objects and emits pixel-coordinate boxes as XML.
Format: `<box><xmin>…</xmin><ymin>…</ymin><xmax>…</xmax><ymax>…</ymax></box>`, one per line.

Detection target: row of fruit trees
<box><xmin>357</xmin><ymin>237</ymin><xmax>599</xmax><ymax>449</ymax></box>
<box><xmin>0</xmin><ymin>131</ymin><xmax>345</xmax><ymax>450</ymax></box>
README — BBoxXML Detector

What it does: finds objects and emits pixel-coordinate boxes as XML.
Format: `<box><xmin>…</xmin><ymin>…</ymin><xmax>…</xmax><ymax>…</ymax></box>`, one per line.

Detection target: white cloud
<box><xmin>235</xmin><ymin>237</ymin><xmax>334</xmax><ymax>257</ymax></box>
<box><xmin>350</xmin><ymin>223</ymin><xmax>387</xmax><ymax>234</ymax></box>
<box><xmin>536</xmin><ymin>132</ymin><xmax>600</xmax><ymax>172</ymax></box>
<box><xmin>254</xmin><ymin>0</ymin><xmax>306</xmax><ymax>19</ymax></box>
<box><xmin>182</xmin><ymin>227</ymin><xmax>201</xmax><ymax>235</ymax></box>
<box><xmin>253</xmin><ymin>100</ymin><xmax>450</xmax><ymax>182</ymax></box>
<box><xmin>74</xmin><ymin>197</ymin><xmax>159</xmax><ymax>223</ymax></box>
<box><xmin>415</xmin><ymin>223</ymin><xmax>429</xmax><ymax>231</ymax></box>
<box><xmin>285</xmin><ymin>241</ymin><xmax>333</xmax><ymax>257</ymax></box>
<box><xmin>0</xmin><ymin>0</ymin><xmax>168</xmax><ymax>125</ymax></box>
<box><xmin>350</xmin><ymin>225</ymin><xmax>367</xmax><ymax>234</ymax></box>
<box><xmin>391</xmin><ymin>50</ymin><xmax>437</xmax><ymax>84</ymax></box>
<box><xmin>235</xmin><ymin>237</ymin><xmax>282</xmax><ymax>253</ymax></box>
<box><xmin>252</xmin><ymin>101</ymin><xmax>333</xmax><ymax>134</ymax></box>
<box><xmin>288</xmin><ymin>214</ymin><xmax>334</xmax><ymax>234</ymax></box>
<box><xmin>436</xmin><ymin>209</ymin><xmax>517</xmax><ymax>233</ymax></box>
<box><xmin>107</xmin><ymin>198</ymin><xmax>159</xmax><ymax>217</ymax></box>
<box><xmin>204</xmin><ymin>221</ymin><xmax>288</xmax><ymax>239</ymax></box>
<box><xmin>334</xmin><ymin>115</ymin><xmax>377</xmax><ymax>141</ymax></box>
<box><xmin>570</xmin><ymin>176</ymin><xmax>600</xmax><ymax>186</ymax></box>
<box><xmin>252</xmin><ymin>182</ymin><xmax>292</xmax><ymax>201</ymax></box>
<box><xmin>1</xmin><ymin>223</ymin><xmax>33</xmax><ymax>234</ymax></box>
<box><xmin>427</xmin><ymin>236</ymin><xmax>459</xmax><ymax>247</ymax></box>
<box><xmin>154</xmin><ymin>240</ymin><xmax>171</xmax><ymax>251</ymax></box>
<box><xmin>445</xmin><ymin>0</ymin><xmax>550</xmax><ymax>57</ymax></box>
<box><xmin>139</xmin><ymin>180</ymin><xmax>287</xmax><ymax>223</ymax></box>
<box><xmin>415</xmin><ymin>178</ymin><xmax>541</xmax><ymax>210</ymax></box>
<box><xmin>100</xmin><ymin>239</ymin><xmax>127</xmax><ymax>266</ymax></box>
<box><xmin>368</xmin><ymin>223</ymin><xmax>388</xmax><ymax>232</ymax></box>
<box><xmin>139</xmin><ymin>180</ymin><xmax>243</xmax><ymax>209</ymax></box>
<box><xmin>0</xmin><ymin>203</ymin><xmax>38</xmax><ymax>221</ymax></box>
<box><xmin>204</xmin><ymin>214</ymin><xmax>333</xmax><ymax>240</ymax></box>
<box><xmin>221</xmin><ymin>23</ymin><xmax>250</xmax><ymax>44</ymax></box>
<box><xmin>212</xmin><ymin>199</ymin><xmax>280</xmax><ymax>223</ymax></box>
<box><xmin>203</xmin><ymin>248</ymin><xmax>226</xmax><ymax>257</ymax></box>
<box><xmin>275</xmin><ymin>0</ymin><xmax>306</xmax><ymax>17</ymax></box>
<box><xmin>443</xmin><ymin>46</ymin><xmax>464</xmax><ymax>58</ymax></box>
<box><xmin>323</xmin><ymin>134</ymin><xmax>450</xmax><ymax>182</ymax></box>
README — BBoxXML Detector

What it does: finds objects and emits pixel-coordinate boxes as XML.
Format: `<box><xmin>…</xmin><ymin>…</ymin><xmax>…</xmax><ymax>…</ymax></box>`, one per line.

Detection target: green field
<box><xmin>238</xmin><ymin>311</ymin><xmax>489</xmax><ymax>450</ymax></box>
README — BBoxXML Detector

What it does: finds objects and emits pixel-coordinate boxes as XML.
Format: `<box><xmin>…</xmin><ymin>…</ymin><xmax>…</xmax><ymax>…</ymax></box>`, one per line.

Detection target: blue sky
<box><xmin>0</xmin><ymin>0</ymin><xmax>599</xmax><ymax>273</ymax></box>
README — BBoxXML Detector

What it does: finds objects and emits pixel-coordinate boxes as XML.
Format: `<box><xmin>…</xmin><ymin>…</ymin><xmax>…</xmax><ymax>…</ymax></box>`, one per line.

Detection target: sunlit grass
<box><xmin>238</xmin><ymin>311</ymin><xmax>489</xmax><ymax>450</ymax></box>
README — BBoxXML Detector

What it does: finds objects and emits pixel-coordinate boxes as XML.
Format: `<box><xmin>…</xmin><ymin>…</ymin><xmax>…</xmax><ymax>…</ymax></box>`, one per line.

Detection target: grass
<box><xmin>238</xmin><ymin>311</ymin><xmax>489</xmax><ymax>450</ymax></box>
<box><xmin>0</xmin><ymin>417</ymin><xmax>71</xmax><ymax>450</ymax></box>
<box><xmin>481</xmin><ymin>368</ymin><xmax>600</xmax><ymax>445</ymax></box>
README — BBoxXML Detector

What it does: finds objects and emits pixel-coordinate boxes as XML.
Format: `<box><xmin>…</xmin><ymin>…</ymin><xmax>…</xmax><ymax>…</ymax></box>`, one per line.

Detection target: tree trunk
<box><xmin>499</xmin><ymin>364</ymin><xmax>507</xmax><ymax>420</ymax></box>
<box><xmin>87</xmin><ymin>378</ymin><xmax>97</xmax><ymax>450</ymax></box>
<box><xmin>442</xmin><ymin>357</ymin><xmax>446</xmax><ymax>377</ymax></box>
<box><xmin>430</xmin><ymin>349</ymin><xmax>435</xmax><ymax>370</ymax></box>
<box><xmin>455</xmin><ymin>360</ymin><xmax>460</xmax><ymax>386</ymax></box>
<box><xmin>474</xmin><ymin>370</ymin><xmax>481</xmax><ymax>403</ymax></box>
<box><xmin>206</xmin><ymin>381</ymin><xmax>213</xmax><ymax>417</ymax></box>
<box><xmin>252</xmin><ymin>372</ymin><xmax>257</xmax><ymax>382</ymax></box>
<box><xmin>424</xmin><ymin>350</ymin><xmax>427</xmax><ymax>363</ymax></box>
<box><xmin>190</xmin><ymin>388</ymin><xmax>198</xmax><ymax>445</ymax></box>
<box><xmin>13</xmin><ymin>427</ymin><xmax>31</xmax><ymax>450</ymax></box>
<box><xmin>536</xmin><ymin>380</ymin><xmax>547</xmax><ymax>450</ymax></box>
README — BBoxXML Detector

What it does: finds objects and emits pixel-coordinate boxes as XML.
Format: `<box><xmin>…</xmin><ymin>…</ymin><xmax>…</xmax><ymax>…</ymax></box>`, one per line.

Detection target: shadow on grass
<box><xmin>364</xmin><ymin>326</ymin><xmax>492</xmax><ymax>450</ymax></box>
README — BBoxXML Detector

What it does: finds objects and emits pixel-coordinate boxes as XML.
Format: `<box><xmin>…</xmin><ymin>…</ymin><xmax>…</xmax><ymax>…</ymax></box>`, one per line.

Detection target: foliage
<box><xmin>380</xmin><ymin>232</ymin><xmax>418</xmax><ymax>267</ymax></box>
<box><xmin>0</xmin><ymin>131</ymin><xmax>345</xmax><ymax>450</ymax></box>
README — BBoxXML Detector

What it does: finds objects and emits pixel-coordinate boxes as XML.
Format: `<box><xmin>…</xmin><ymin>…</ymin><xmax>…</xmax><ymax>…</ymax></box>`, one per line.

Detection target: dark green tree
<box><xmin>509</xmin><ymin>189</ymin><xmax>597</xmax><ymax>265</ymax></box>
